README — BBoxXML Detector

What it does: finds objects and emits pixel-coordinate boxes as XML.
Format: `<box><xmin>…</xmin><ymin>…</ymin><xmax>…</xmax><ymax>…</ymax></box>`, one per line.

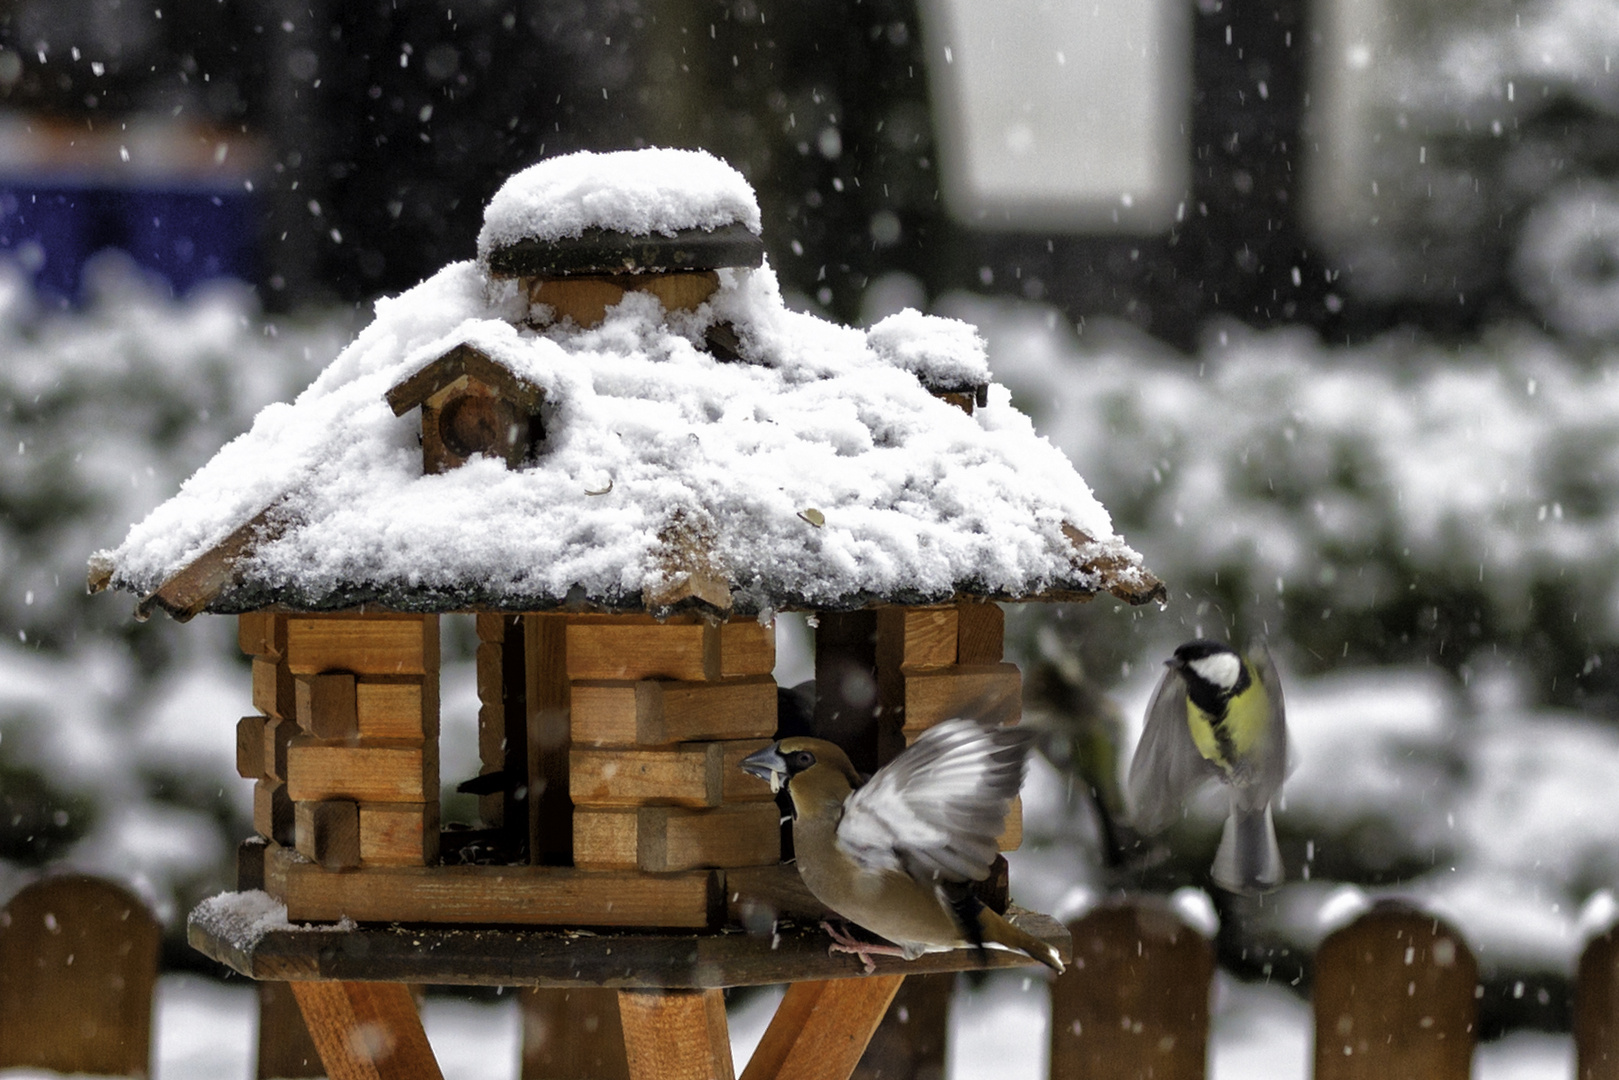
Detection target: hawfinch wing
<box><xmin>835</xmin><ymin>718</ymin><xmax>1030</xmax><ymax>884</ymax></box>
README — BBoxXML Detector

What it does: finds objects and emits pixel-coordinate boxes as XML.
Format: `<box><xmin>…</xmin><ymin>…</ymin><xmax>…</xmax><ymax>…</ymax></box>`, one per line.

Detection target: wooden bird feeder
<box><xmin>93</xmin><ymin>148</ymin><xmax>1163</xmax><ymax>1080</ymax></box>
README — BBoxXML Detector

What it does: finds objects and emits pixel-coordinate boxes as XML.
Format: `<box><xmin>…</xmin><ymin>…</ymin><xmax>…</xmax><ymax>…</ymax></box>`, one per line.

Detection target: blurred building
<box><xmin>0</xmin><ymin>0</ymin><xmax>1612</xmax><ymax>346</ymax></box>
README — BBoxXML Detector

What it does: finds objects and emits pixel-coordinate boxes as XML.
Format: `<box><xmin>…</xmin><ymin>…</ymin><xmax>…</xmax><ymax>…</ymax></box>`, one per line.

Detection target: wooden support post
<box><xmin>256</xmin><ymin>981</ymin><xmax>324</xmax><ymax>1080</ymax></box>
<box><xmin>740</xmin><ymin>975</ymin><xmax>905</xmax><ymax>1080</ymax></box>
<box><xmin>289</xmin><ymin>980</ymin><xmax>443</xmax><ymax>1080</ymax></box>
<box><xmin>1312</xmin><ymin>902</ymin><xmax>1477</xmax><ymax>1080</ymax></box>
<box><xmin>1049</xmin><ymin>899</ymin><xmax>1214</xmax><ymax>1080</ymax></box>
<box><xmin>527</xmin><ymin>613</ymin><xmax>572</xmax><ymax>866</ymax></box>
<box><xmin>814</xmin><ymin>610</ymin><xmax>880</xmax><ymax>775</ymax></box>
<box><xmin>1576</xmin><ymin>929</ymin><xmax>1619</xmax><ymax>1080</ymax></box>
<box><xmin>520</xmin><ymin>987</ymin><xmax>629</xmax><ymax>1080</ymax></box>
<box><xmin>854</xmin><ymin>972</ymin><xmax>954</xmax><ymax>1080</ymax></box>
<box><xmin>618</xmin><ymin>988</ymin><xmax>734</xmax><ymax>1080</ymax></box>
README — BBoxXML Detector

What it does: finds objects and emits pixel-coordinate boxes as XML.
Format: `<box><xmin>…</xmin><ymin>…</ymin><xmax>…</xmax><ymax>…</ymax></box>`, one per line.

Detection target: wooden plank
<box><xmin>360</xmin><ymin>802</ymin><xmax>440</xmax><ymax>866</ymax></box>
<box><xmin>954</xmin><ymin>602</ymin><xmax>1004</xmax><ymax>664</ymax></box>
<box><xmin>574</xmin><ymin>804</ymin><xmax>781</xmax><ymax>872</ymax></box>
<box><xmin>256</xmin><ymin>980</ymin><xmax>324</xmax><ymax>1079</ymax></box>
<box><xmin>268</xmin><ymin>847</ymin><xmax>722</xmax><ymax>929</ymax></box>
<box><xmin>566</xmin><ymin>620</ymin><xmax>720</xmax><ymax>681</ymax></box>
<box><xmin>1049</xmin><ymin>899</ymin><xmax>1214</xmax><ymax>1080</ymax></box>
<box><xmin>571</xmin><ymin>745</ymin><xmax>724</xmax><ymax>808</ymax></box>
<box><xmin>0</xmin><ymin>876</ymin><xmax>160</xmax><ymax>1077</ymax></box>
<box><xmin>572</xmin><ymin>676</ymin><xmax>778</xmax><ymax>747</ymax></box>
<box><xmin>255</xmin><ymin>779</ymin><xmax>296</xmax><ymax>845</ymax></box>
<box><xmin>295</xmin><ymin>799</ymin><xmax>361</xmax><ymax>870</ymax></box>
<box><xmin>264</xmin><ymin>717</ymin><xmax>300</xmax><ymax>782</ymax></box>
<box><xmin>526</xmin><ymin>613</ymin><xmax>571</xmax><ymax>866</ymax></box>
<box><xmin>855</xmin><ymin>973</ymin><xmax>953</xmax><ymax>1080</ymax></box>
<box><xmin>495</xmin><ymin>618</ymin><xmax>529</xmax><ymax>846</ymax></box>
<box><xmin>190</xmin><ymin>897</ymin><xmax>1071</xmax><ymax>987</ymax></box>
<box><xmin>520</xmin><ymin>988</ymin><xmax>628</xmax><ymax>1080</ymax></box>
<box><xmin>240</xmin><ymin>611</ymin><xmax>286</xmax><ymax>659</ymax></box>
<box><xmin>720</xmin><ymin>620</ymin><xmax>776</xmax><ymax>677</ymax></box>
<box><xmin>238</xmin><ymin>715</ymin><xmax>268</xmax><ymax>779</ymax></box>
<box><xmin>296</xmin><ymin>673</ymin><xmax>359</xmax><ymax>739</ymax></box>
<box><xmin>739</xmin><ymin>975</ymin><xmax>904</xmax><ymax>1080</ymax></box>
<box><xmin>900</xmin><ymin>663</ymin><xmax>1022</xmax><ymax>732</ymax></box>
<box><xmin>619</xmin><ymin>988</ymin><xmax>734</xmax><ymax>1080</ymax></box>
<box><xmin>814</xmin><ymin>610</ymin><xmax>880</xmax><ymax>774</ymax></box>
<box><xmin>1312</xmin><ymin>903</ymin><xmax>1477</xmax><ymax>1080</ymax></box>
<box><xmin>1577</xmin><ymin>929</ymin><xmax>1619</xmax><ymax>1080</ymax></box>
<box><xmin>356</xmin><ymin>677</ymin><xmax>437</xmax><ymax>741</ymax></box>
<box><xmin>289</xmin><ymin>980</ymin><xmax>443</xmax><ymax>1080</ymax></box>
<box><xmin>253</xmin><ymin>656</ymin><xmax>296</xmax><ymax>719</ymax></box>
<box><xmin>286</xmin><ymin>615</ymin><xmax>440</xmax><ymax>676</ymax></box>
<box><xmin>876</xmin><ymin>606</ymin><xmax>959</xmax><ymax>671</ymax></box>
<box><xmin>572</xmin><ymin>808</ymin><xmax>641</xmax><ymax>870</ymax></box>
<box><xmin>286</xmin><ymin>741</ymin><xmax>437</xmax><ymax>803</ymax></box>
<box><xmin>140</xmin><ymin>506</ymin><xmax>286</xmax><ymax>621</ymax></box>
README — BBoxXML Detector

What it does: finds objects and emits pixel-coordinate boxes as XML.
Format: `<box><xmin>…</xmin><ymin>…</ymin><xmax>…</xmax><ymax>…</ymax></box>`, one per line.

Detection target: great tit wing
<box><xmin>835</xmin><ymin>717</ymin><xmax>1030</xmax><ymax>884</ymax></box>
<box><xmin>1246</xmin><ymin>641</ymin><xmax>1289</xmax><ymax>796</ymax></box>
<box><xmin>1128</xmin><ymin>665</ymin><xmax>1218</xmax><ymax>834</ymax></box>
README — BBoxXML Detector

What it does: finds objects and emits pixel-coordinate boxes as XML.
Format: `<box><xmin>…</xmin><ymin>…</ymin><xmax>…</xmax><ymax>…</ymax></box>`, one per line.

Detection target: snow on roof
<box><xmin>98</xmin><ymin>155</ymin><xmax>1158</xmax><ymax>618</ymax></box>
<box><xmin>97</xmin><ymin>260</ymin><xmax>1158</xmax><ymax>616</ymax></box>
<box><xmin>476</xmin><ymin>148</ymin><xmax>762</xmax><ymax>259</ymax></box>
<box><xmin>866</xmin><ymin>308</ymin><xmax>990</xmax><ymax>390</ymax></box>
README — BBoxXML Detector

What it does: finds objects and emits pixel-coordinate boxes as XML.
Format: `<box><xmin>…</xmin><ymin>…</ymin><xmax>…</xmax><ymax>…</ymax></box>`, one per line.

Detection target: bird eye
<box><xmin>790</xmin><ymin>750</ymin><xmax>816</xmax><ymax>771</ymax></box>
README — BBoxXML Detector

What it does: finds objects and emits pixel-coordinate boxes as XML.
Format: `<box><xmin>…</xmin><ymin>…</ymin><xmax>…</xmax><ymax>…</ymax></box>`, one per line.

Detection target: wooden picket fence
<box><xmin>6</xmin><ymin>875</ymin><xmax>1619</xmax><ymax>1080</ymax></box>
<box><xmin>0</xmin><ymin>875</ymin><xmax>160</xmax><ymax>1077</ymax></box>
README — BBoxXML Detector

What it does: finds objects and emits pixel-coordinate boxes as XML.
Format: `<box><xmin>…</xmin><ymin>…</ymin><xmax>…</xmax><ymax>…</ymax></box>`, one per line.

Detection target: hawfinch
<box><xmin>741</xmin><ymin>717</ymin><xmax>1063</xmax><ymax>973</ymax></box>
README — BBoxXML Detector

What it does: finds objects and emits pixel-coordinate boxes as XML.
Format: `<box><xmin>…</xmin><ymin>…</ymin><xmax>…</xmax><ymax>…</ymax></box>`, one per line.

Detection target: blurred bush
<box><xmin>947</xmin><ymin>293</ymin><xmax>1619</xmax><ymax>712</ymax></box>
<box><xmin>0</xmin><ymin>255</ymin><xmax>355</xmax><ymax>952</ymax></box>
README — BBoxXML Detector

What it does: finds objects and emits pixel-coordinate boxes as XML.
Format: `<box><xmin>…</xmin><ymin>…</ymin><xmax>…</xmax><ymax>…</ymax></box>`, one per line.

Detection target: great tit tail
<box><xmin>976</xmin><ymin>906</ymin><xmax>1066</xmax><ymax>974</ymax></box>
<box><xmin>1211</xmin><ymin>801</ymin><xmax>1283</xmax><ymax>895</ymax></box>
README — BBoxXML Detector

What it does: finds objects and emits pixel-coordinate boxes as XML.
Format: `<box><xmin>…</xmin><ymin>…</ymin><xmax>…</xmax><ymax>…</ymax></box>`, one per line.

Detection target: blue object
<box><xmin>0</xmin><ymin>182</ymin><xmax>259</xmax><ymax>301</ymax></box>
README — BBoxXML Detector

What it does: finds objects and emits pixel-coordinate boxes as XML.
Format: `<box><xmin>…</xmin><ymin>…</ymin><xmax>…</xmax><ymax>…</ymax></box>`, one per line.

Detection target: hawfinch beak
<box><xmin>740</xmin><ymin>744</ymin><xmax>789</xmax><ymax>793</ymax></box>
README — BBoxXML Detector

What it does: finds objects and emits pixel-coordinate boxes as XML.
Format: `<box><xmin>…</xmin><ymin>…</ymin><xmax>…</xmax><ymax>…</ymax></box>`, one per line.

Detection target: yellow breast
<box><xmin>1185</xmin><ymin>678</ymin><xmax>1269</xmax><ymax>770</ymax></box>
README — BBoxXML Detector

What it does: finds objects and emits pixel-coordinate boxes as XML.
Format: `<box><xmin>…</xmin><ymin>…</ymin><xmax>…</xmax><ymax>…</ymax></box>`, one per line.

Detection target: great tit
<box><xmin>740</xmin><ymin>717</ymin><xmax>1064</xmax><ymax>973</ymax></box>
<box><xmin>1127</xmin><ymin>640</ymin><xmax>1288</xmax><ymax>894</ymax></box>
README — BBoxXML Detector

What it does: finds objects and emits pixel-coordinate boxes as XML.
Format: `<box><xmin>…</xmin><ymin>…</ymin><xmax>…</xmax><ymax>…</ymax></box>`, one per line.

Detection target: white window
<box><xmin>921</xmin><ymin>0</ymin><xmax>1191</xmax><ymax>232</ymax></box>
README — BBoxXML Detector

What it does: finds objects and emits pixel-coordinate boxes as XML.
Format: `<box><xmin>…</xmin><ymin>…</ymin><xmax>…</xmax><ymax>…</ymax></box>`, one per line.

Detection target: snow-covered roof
<box><xmin>477</xmin><ymin>148</ymin><xmax>762</xmax><ymax>256</ymax></box>
<box><xmin>94</xmin><ymin>152</ymin><xmax>1161</xmax><ymax>619</ymax></box>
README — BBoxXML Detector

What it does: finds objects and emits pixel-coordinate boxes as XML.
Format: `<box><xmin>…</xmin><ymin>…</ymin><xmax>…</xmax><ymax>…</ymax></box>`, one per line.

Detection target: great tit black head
<box><xmin>1168</xmin><ymin>640</ymin><xmax>1253</xmax><ymax>716</ymax></box>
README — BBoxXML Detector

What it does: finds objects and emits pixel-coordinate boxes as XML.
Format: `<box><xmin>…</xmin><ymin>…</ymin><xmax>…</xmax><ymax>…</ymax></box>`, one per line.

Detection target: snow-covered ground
<box><xmin>0</xmin><ymin>971</ymin><xmax>1572</xmax><ymax>1080</ymax></box>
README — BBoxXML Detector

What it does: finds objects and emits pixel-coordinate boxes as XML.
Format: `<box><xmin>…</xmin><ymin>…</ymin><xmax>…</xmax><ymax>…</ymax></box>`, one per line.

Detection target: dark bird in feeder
<box><xmin>740</xmin><ymin>718</ymin><xmax>1064</xmax><ymax>973</ymax></box>
<box><xmin>1128</xmin><ymin>640</ymin><xmax>1289</xmax><ymax>894</ymax></box>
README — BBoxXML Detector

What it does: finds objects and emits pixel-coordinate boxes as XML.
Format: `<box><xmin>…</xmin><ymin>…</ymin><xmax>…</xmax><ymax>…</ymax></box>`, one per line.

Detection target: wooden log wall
<box><xmin>239</xmin><ymin>612</ymin><xmax>441</xmax><ymax>871</ymax></box>
<box><xmin>564</xmin><ymin>614</ymin><xmax>780</xmax><ymax>878</ymax></box>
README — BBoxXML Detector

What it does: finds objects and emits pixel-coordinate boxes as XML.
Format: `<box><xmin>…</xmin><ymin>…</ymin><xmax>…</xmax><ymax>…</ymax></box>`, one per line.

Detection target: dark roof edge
<box><xmin>484</xmin><ymin>223</ymin><xmax>765</xmax><ymax>278</ymax></box>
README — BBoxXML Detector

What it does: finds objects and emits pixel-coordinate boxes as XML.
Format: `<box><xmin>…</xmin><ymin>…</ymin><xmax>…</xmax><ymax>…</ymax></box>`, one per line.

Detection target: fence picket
<box><xmin>1577</xmin><ymin>928</ymin><xmax>1619</xmax><ymax>1080</ymax></box>
<box><xmin>1049</xmin><ymin>898</ymin><xmax>1215</xmax><ymax>1080</ymax></box>
<box><xmin>1312</xmin><ymin>901</ymin><xmax>1476</xmax><ymax>1080</ymax></box>
<box><xmin>0</xmin><ymin>875</ymin><xmax>160</xmax><ymax>1077</ymax></box>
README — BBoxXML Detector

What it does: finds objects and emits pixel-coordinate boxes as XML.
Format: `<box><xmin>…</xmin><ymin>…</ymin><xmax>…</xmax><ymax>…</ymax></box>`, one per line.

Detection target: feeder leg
<box><xmin>289</xmin><ymin>981</ymin><xmax>443</xmax><ymax>1080</ymax></box>
<box><xmin>618</xmin><ymin>988</ymin><xmax>735</xmax><ymax>1080</ymax></box>
<box><xmin>739</xmin><ymin>975</ymin><xmax>905</xmax><ymax>1080</ymax></box>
